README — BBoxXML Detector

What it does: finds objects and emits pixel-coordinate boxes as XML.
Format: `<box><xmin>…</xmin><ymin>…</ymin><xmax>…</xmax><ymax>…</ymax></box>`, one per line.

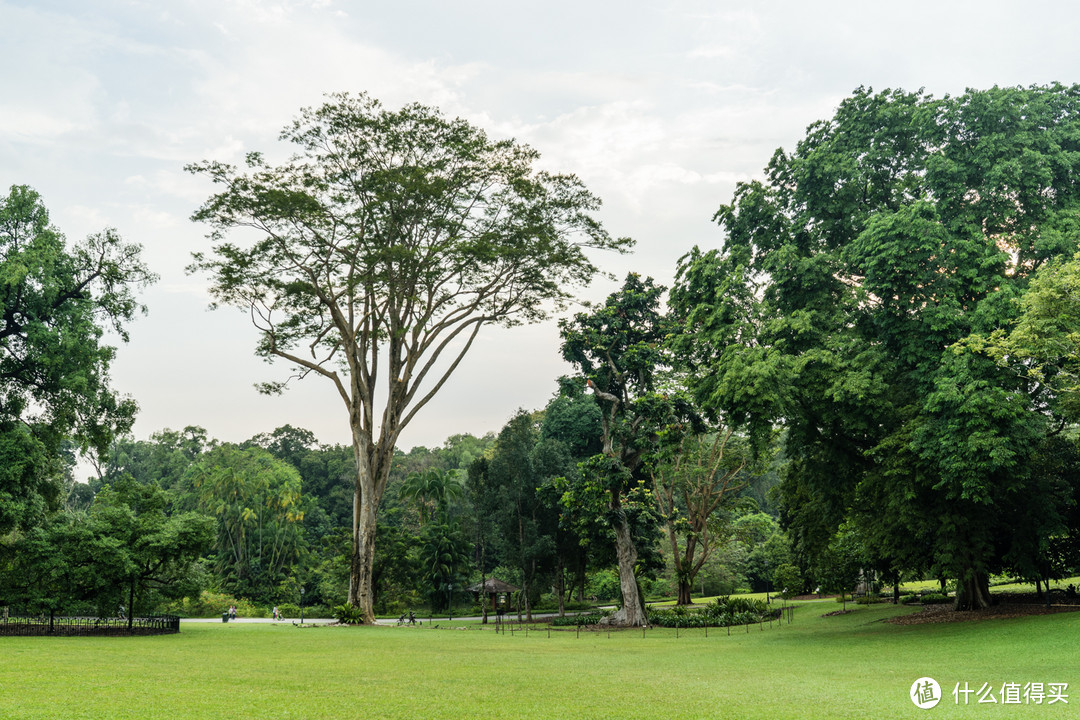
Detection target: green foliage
<box><xmin>399</xmin><ymin>468</ymin><xmax>462</xmax><ymax>527</ymax></box>
<box><xmin>0</xmin><ymin>185</ymin><xmax>154</xmax><ymax>535</ymax></box>
<box><xmin>418</xmin><ymin>521</ymin><xmax>471</xmax><ymax>612</ymax></box>
<box><xmin>671</xmin><ymin>84</ymin><xmax>1080</xmax><ymax>608</ymax></box>
<box><xmin>549</xmin><ymin>611</ymin><xmax>608</xmax><ymax>626</ymax></box>
<box><xmin>558</xmin><ymin>274</ymin><xmax>698</xmax><ymax>624</ymax></box>
<box><xmin>652</xmin><ymin>429</ymin><xmax>758</xmax><ymax>603</ymax></box>
<box><xmin>160</xmin><ymin>590</ymin><xmax>265</xmax><ymax>618</ymax></box>
<box><xmin>919</xmin><ymin>593</ymin><xmax>951</xmax><ymax>605</ymax></box>
<box><xmin>97</xmin><ymin>426</ymin><xmax>210</xmax><ymax>494</ymax></box>
<box><xmin>3</xmin><ymin>479</ymin><xmax>213</xmax><ymax>617</ymax></box>
<box><xmin>540</xmin><ymin>379</ymin><xmax>603</xmax><ymax>459</ymax></box>
<box><xmin>474</xmin><ymin>410</ymin><xmax>566</xmax><ymax>615</ymax></box>
<box><xmin>645</xmin><ymin>595</ymin><xmax>775</xmax><ymax>627</ymax></box>
<box><xmin>246</xmin><ymin>425</ymin><xmax>356</xmax><ymax>531</ymax></box>
<box><xmin>969</xmin><ymin>250</ymin><xmax>1080</xmax><ymax>428</ymax></box>
<box><xmin>721</xmin><ymin>596</ymin><xmax>770</xmax><ymax>615</ymax></box>
<box><xmin>333</xmin><ymin>603</ymin><xmax>365</xmax><ymax>624</ymax></box>
<box><xmin>814</xmin><ymin>521</ymin><xmax>865</xmax><ymax>609</ymax></box>
<box><xmin>0</xmin><ymin>424</ymin><xmax>63</xmax><ymax>536</ymax></box>
<box><xmin>277</xmin><ymin>603</ymin><xmax>301</xmax><ymax>618</ymax></box>
<box><xmin>370</xmin><ymin>522</ymin><xmax>419</xmax><ymax>613</ymax></box>
<box><xmin>184</xmin><ymin>444</ymin><xmax>307</xmax><ymax>601</ymax></box>
<box><xmin>585</xmin><ymin>569</ymin><xmax>623</xmax><ymax>602</ymax></box>
<box><xmin>772</xmin><ymin>563</ymin><xmax>804</xmax><ymax>599</ymax></box>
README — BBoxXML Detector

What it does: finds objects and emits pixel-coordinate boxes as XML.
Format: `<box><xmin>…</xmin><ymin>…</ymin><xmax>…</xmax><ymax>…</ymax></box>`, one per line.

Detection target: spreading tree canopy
<box><xmin>671</xmin><ymin>84</ymin><xmax>1080</xmax><ymax>609</ymax></box>
<box><xmin>188</xmin><ymin>93</ymin><xmax>629</xmax><ymax>622</ymax></box>
<box><xmin>0</xmin><ymin>185</ymin><xmax>154</xmax><ymax>536</ymax></box>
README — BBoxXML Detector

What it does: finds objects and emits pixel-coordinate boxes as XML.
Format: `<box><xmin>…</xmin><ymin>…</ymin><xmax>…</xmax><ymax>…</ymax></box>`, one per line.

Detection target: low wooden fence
<box><xmin>0</xmin><ymin>614</ymin><xmax>180</xmax><ymax>637</ymax></box>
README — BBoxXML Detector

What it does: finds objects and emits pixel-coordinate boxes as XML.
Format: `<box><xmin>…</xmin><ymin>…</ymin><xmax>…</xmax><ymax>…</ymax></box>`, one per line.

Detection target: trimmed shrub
<box><xmin>920</xmin><ymin>593</ymin><xmax>951</xmax><ymax>604</ymax></box>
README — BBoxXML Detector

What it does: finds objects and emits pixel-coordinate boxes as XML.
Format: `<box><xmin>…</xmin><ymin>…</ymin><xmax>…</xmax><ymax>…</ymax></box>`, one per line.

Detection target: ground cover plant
<box><xmin>2</xmin><ymin>601</ymin><xmax>1078</xmax><ymax>719</ymax></box>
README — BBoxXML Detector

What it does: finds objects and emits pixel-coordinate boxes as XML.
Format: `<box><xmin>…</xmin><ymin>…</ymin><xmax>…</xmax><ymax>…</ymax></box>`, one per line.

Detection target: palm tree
<box><xmin>399</xmin><ymin>468</ymin><xmax>464</xmax><ymax>526</ymax></box>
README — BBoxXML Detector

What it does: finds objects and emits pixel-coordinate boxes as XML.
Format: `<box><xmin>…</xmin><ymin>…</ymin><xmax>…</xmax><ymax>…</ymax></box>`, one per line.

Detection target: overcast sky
<box><xmin>2</xmin><ymin>0</ymin><xmax>1078</xmax><ymax>459</ymax></box>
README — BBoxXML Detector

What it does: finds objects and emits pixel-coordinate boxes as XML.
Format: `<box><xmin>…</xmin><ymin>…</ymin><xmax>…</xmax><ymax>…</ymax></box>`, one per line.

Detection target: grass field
<box><xmin>1</xmin><ymin>600</ymin><xmax>1077</xmax><ymax>719</ymax></box>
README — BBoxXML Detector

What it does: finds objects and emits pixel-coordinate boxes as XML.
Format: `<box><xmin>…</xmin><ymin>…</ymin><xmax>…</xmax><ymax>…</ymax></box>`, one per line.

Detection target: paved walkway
<box><xmin>182</xmin><ymin>617</ymin><xmax>335</xmax><ymax>624</ymax></box>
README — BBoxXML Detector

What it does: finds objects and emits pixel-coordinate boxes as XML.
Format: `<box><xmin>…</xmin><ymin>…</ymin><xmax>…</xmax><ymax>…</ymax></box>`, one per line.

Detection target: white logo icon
<box><xmin>911</xmin><ymin>677</ymin><xmax>941</xmax><ymax>709</ymax></box>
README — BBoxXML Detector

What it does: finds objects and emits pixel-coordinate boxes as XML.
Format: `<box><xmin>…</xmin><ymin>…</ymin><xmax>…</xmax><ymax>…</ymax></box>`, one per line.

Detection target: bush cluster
<box><xmin>549</xmin><ymin>612</ymin><xmax>608</xmax><ymax>627</ymax></box>
<box><xmin>645</xmin><ymin>596</ymin><xmax>779</xmax><ymax>628</ymax></box>
<box><xmin>160</xmin><ymin>591</ymin><xmax>266</xmax><ymax>618</ymax></box>
<box><xmin>277</xmin><ymin>603</ymin><xmax>301</xmax><ymax>618</ymax></box>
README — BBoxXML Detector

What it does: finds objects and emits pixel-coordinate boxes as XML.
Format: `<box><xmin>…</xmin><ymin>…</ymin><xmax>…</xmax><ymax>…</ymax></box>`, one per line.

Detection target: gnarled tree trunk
<box><xmin>601</xmin><ymin>503</ymin><xmax>648</xmax><ymax>627</ymax></box>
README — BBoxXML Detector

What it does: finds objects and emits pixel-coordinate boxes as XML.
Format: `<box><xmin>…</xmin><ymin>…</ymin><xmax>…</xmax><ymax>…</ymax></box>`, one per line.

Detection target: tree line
<box><xmin>1</xmin><ymin>407</ymin><xmax>792</xmax><ymax>621</ymax></box>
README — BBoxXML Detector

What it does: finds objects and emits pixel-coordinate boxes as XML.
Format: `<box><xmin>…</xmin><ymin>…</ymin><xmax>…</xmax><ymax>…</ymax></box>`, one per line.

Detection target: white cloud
<box><xmin>5</xmin><ymin>0</ymin><xmax>1080</xmax><ymax>449</ymax></box>
<box><xmin>0</xmin><ymin>107</ymin><xmax>80</xmax><ymax>140</ymax></box>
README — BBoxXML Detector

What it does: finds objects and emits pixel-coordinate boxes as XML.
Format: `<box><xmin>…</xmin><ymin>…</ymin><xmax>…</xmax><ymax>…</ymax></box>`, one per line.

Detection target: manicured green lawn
<box><xmin>2</xmin><ymin>602</ymin><xmax>1077</xmax><ymax>719</ymax></box>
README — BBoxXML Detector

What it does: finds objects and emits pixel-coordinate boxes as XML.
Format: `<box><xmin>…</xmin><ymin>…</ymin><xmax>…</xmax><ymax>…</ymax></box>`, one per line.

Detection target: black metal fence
<box><xmin>0</xmin><ymin>614</ymin><xmax>180</xmax><ymax>637</ymax></box>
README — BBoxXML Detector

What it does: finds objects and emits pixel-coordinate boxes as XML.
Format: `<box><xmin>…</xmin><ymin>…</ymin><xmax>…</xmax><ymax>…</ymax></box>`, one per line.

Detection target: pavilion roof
<box><xmin>468</xmin><ymin>577</ymin><xmax>519</xmax><ymax>593</ymax></box>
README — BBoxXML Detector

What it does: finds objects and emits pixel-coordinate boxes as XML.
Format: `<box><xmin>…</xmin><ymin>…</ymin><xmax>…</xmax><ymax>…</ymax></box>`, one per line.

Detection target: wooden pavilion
<box><xmin>468</xmin><ymin>577</ymin><xmax>519</xmax><ymax>612</ymax></box>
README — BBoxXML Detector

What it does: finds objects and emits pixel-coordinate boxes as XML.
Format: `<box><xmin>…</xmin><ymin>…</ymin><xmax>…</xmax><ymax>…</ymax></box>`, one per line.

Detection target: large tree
<box><xmin>559</xmin><ymin>274</ymin><xmax>699</xmax><ymax>625</ymax></box>
<box><xmin>188</xmin><ymin>93</ymin><xmax>628</xmax><ymax>622</ymax></box>
<box><xmin>2</xmin><ymin>478</ymin><xmax>212</xmax><ymax>621</ymax></box>
<box><xmin>0</xmin><ymin>185</ymin><xmax>154</xmax><ymax>536</ymax></box>
<box><xmin>651</xmin><ymin>429</ymin><xmax>752</xmax><ymax>605</ymax></box>
<box><xmin>671</xmin><ymin>85</ymin><xmax>1080</xmax><ymax>609</ymax></box>
<box><xmin>483</xmin><ymin>410</ymin><xmax>561</xmax><ymax>621</ymax></box>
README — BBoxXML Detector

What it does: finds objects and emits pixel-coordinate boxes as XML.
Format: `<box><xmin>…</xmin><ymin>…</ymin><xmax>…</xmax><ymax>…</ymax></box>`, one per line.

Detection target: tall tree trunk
<box><xmin>348</xmin><ymin>433</ymin><xmax>393</xmax><ymax>624</ymax></box>
<box><xmin>555</xmin><ymin>557</ymin><xmax>565</xmax><ymax>617</ymax></box>
<box><xmin>479</xmin><ymin>554</ymin><xmax>488</xmax><ymax>625</ymax></box>
<box><xmin>127</xmin><ymin>579</ymin><xmax>136</xmax><ymax>633</ymax></box>
<box><xmin>954</xmin><ymin>569</ymin><xmax>991</xmax><ymax>610</ymax></box>
<box><xmin>602</xmin><ymin>508</ymin><xmax>647</xmax><ymax>627</ymax></box>
<box><xmin>677</xmin><ymin>578</ymin><xmax>693</xmax><ymax>606</ymax></box>
<box><xmin>665</xmin><ymin>515</ymin><xmax>692</xmax><ymax>606</ymax></box>
<box><xmin>348</xmin><ymin>502</ymin><xmax>378</xmax><ymax>623</ymax></box>
<box><xmin>576</xmin><ymin>548</ymin><xmax>586</xmax><ymax>603</ymax></box>
<box><xmin>526</xmin><ymin>560</ymin><xmax>534</xmax><ymax>622</ymax></box>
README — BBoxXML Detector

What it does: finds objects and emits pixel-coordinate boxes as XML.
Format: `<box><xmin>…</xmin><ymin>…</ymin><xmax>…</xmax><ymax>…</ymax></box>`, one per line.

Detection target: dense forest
<box><xmin>1</xmin><ymin>400</ymin><xmax>789</xmax><ymax>620</ymax></box>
